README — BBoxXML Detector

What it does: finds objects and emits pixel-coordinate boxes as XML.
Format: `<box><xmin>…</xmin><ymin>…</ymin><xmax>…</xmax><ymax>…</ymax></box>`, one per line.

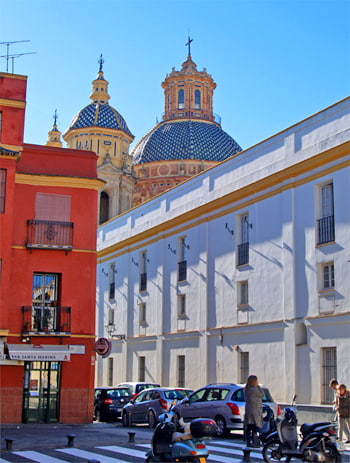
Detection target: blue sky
<box><xmin>1</xmin><ymin>0</ymin><xmax>349</xmax><ymax>151</ymax></box>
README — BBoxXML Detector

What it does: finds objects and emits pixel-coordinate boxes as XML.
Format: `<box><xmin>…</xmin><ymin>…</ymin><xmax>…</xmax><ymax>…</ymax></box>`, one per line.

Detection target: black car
<box><xmin>94</xmin><ymin>387</ymin><xmax>132</xmax><ymax>422</ymax></box>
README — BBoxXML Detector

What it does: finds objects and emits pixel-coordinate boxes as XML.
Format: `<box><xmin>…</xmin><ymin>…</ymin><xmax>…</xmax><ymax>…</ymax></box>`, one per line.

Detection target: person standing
<box><xmin>336</xmin><ymin>384</ymin><xmax>350</xmax><ymax>443</ymax></box>
<box><xmin>244</xmin><ymin>375</ymin><xmax>264</xmax><ymax>447</ymax></box>
<box><xmin>329</xmin><ymin>378</ymin><xmax>339</xmax><ymax>422</ymax></box>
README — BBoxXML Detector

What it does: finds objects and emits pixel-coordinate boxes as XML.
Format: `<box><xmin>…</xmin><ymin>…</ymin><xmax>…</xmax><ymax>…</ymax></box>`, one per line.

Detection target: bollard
<box><xmin>128</xmin><ymin>431</ymin><xmax>136</xmax><ymax>443</ymax></box>
<box><xmin>66</xmin><ymin>434</ymin><xmax>76</xmax><ymax>447</ymax></box>
<box><xmin>242</xmin><ymin>447</ymin><xmax>251</xmax><ymax>462</ymax></box>
<box><xmin>5</xmin><ymin>438</ymin><xmax>14</xmax><ymax>451</ymax></box>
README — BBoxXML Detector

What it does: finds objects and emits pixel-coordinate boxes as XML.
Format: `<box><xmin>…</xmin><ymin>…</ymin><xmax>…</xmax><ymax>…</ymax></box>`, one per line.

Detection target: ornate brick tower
<box><xmin>132</xmin><ymin>39</ymin><xmax>241</xmax><ymax>205</ymax></box>
<box><xmin>63</xmin><ymin>57</ymin><xmax>135</xmax><ymax>223</ymax></box>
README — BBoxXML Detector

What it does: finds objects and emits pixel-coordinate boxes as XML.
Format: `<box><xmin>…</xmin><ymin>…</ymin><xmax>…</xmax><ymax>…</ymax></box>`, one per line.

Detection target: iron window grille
<box><xmin>26</xmin><ymin>220</ymin><xmax>74</xmax><ymax>250</ymax></box>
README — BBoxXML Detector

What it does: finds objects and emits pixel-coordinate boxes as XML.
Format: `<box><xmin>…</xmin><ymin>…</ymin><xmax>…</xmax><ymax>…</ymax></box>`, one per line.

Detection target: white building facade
<box><xmin>96</xmin><ymin>98</ymin><xmax>350</xmax><ymax>406</ymax></box>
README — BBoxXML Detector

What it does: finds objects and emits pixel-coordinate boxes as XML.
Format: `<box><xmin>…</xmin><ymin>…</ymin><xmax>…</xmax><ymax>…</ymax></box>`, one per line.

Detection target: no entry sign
<box><xmin>95</xmin><ymin>337</ymin><xmax>111</xmax><ymax>356</ymax></box>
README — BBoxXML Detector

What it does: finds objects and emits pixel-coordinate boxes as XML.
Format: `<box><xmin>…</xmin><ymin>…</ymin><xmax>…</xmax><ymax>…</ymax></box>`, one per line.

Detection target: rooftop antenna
<box><xmin>0</xmin><ymin>40</ymin><xmax>35</xmax><ymax>73</ymax></box>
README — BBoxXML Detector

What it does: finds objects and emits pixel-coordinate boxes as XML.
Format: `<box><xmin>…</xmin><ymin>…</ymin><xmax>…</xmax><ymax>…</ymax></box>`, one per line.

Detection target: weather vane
<box><xmin>98</xmin><ymin>54</ymin><xmax>104</xmax><ymax>72</ymax></box>
<box><xmin>186</xmin><ymin>35</ymin><xmax>193</xmax><ymax>57</ymax></box>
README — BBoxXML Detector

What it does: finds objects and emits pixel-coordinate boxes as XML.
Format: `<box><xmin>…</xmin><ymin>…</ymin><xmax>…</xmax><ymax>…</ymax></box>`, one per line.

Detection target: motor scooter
<box><xmin>145</xmin><ymin>401</ymin><xmax>217</xmax><ymax>462</ymax></box>
<box><xmin>262</xmin><ymin>395</ymin><xmax>341</xmax><ymax>462</ymax></box>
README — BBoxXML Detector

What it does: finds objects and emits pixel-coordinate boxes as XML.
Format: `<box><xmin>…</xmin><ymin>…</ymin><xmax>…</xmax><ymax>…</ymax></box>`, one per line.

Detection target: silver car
<box><xmin>173</xmin><ymin>383</ymin><xmax>281</xmax><ymax>437</ymax></box>
<box><xmin>122</xmin><ymin>387</ymin><xmax>193</xmax><ymax>428</ymax></box>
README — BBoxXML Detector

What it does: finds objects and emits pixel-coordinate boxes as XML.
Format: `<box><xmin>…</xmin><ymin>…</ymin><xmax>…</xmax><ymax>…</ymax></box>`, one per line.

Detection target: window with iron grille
<box><xmin>177</xmin><ymin>237</ymin><xmax>188</xmax><ymax>281</ymax></box>
<box><xmin>321</xmin><ymin>347</ymin><xmax>337</xmax><ymax>404</ymax></box>
<box><xmin>177</xmin><ymin>355</ymin><xmax>185</xmax><ymax>387</ymax></box>
<box><xmin>240</xmin><ymin>352</ymin><xmax>249</xmax><ymax>383</ymax></box>
<box><xmin>237</xmin><ymin>213</ymin><xmax>249</xmax><ymax>266</ymax></box>
<box><xmin>0</xmin><ymin>169</ymin><xmax>6</xmax><ymax>213</ymax></box>
<box><xmin>109</xmin><ymin>262</ymin><xmax>116</xmax><ymax>300</ymax></box>
<box><xmin>139</xmin><ymin>356</ymin><xmax>145</xmax><ymax>382</ymax></box>
<box><xmin>317</xmin><ymin>182</ymin><xmax>335</xmax><ymax>245</ymax></box>
<box><xmin>32</xmin><ymin>273</ymin><xmax>59</xmax><ymax>331</ymax></box>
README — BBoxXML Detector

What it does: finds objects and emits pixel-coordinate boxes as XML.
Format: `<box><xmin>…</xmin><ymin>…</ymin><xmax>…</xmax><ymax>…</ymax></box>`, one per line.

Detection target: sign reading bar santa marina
<box><xmin>95</xmin><ymin>337</ymin><xmax>111</xmax><ymax>356</ymax></box>
<box><xmin>7</xmin><ymin>344</ymin><xmax>70</xmax><ymax>361</ymax></box>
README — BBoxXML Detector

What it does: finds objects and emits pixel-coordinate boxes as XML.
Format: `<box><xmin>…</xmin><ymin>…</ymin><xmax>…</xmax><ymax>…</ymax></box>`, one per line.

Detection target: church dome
<box><xmin>132</xmin><ymin>119</ymin><xmax>241</xmax><ymax>164</ymax></box>
<box><xmin>68</xmin><ymin>102</ymin><xmax>133</xmax><ymax>136</ymax></box>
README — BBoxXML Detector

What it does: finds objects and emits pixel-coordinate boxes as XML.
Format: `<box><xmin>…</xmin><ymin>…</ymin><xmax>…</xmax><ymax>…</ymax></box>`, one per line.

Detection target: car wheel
<box><xmin>148</xmin><ymin>410</ymin><xmax>157</xmax><ymax>428</ymax></box>
<box><xmin>215</xmin><ymin>415</ymin><xmax>228</xmax><ymax>437</ymax></box>
<box><xmin>122</xmin><ymin>410</ymin><xmax>129</xmax><ymax>427</ymax></box>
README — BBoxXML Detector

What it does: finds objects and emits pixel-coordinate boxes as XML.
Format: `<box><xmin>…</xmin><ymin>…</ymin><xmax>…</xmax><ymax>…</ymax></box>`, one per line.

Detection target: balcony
<box><xmin>317</xmin><ymin>215</ymin><xmax>335</xmax><ymax>245</ymax></box>
<box><xmin>22</xmin><ymin>305</ymin><xmax>71</xmax><ymax>334</ymax></box>
<box><xmin>26</xmin><ymin>220</ymin><xmax>74</xmax><ymax>251</ymax></box>
<box><xmin>237</xmin><ymin>242</ymin><xmax>249</xmax><ymax>266</ymax></box>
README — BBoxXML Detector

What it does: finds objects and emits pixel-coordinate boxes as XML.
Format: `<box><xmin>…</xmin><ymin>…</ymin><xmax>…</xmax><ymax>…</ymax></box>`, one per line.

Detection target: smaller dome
<box><xmin>68</xmin><ymin>103</ymin><xmax>133</xmax><ymax>137</ymax></box>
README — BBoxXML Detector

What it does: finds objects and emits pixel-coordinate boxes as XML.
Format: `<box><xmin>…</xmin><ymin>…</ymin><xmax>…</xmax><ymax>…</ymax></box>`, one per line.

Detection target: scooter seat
<box><xmin>300</xmin><ymin>422</ymin><xmax>331</xmax><ymax>436</ymax></box>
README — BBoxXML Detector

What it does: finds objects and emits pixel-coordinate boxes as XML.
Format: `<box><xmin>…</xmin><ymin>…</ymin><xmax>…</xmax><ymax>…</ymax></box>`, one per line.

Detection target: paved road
<box><xmin>1</xmin><ymin>422</ymin><xmax>349</xmax><ymax>463</ymax></box>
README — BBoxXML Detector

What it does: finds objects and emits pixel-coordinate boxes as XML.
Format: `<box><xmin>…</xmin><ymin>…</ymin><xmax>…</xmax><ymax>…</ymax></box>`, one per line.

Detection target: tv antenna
<box><xmin>0</xmin><ymin>40</ymin><xmax>36</xmax><ymax>73</ymax></box>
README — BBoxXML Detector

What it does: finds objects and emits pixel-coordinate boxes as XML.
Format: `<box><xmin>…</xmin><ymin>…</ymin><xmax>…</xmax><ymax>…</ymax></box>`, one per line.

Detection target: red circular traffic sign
<box><xmin>95</xmin><ymin>337</ymin><xmax>111</xmax><ymax>356</ymax></box>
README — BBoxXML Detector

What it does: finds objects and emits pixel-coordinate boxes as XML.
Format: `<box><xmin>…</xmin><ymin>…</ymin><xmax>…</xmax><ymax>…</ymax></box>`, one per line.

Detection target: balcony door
<box><xmin>22</xmin><ymin>361</ymin><xmax>61</xmax><ymax>423</ymax></box>
<box><xmin>32</xmin><ymin>273</ymin><xmax>59</xmax><ymax>331</ymax></box>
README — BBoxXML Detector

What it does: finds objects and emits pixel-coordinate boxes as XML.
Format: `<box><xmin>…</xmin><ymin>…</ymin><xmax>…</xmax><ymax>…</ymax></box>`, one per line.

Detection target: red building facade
<box><xmin>0</xmin><ymin>72</ymin><xmax>103</xmax><ymax>423</ymax></box>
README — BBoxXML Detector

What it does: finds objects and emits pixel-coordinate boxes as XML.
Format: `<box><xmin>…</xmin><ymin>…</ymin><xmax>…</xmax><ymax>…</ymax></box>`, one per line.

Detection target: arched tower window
<box><xmin>195</xmin><ymin>89</ymin><xmax>201</xmax><ymax>109</ymax></box>
<box><xmin>178</xmin><ymin>89</ymin><xmax>184</xmax><ymax>109</ymax></box>
<box><xmin>99</xmin><ymin>191</ymin><xmax>109</xmax><ymax>225</ymax></box>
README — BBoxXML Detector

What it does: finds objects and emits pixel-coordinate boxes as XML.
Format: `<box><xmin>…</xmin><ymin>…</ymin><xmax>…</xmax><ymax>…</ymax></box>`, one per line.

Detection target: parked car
<box><xmin>172</xmin><ymin>383</ymin><xmax>281</xmax><ymax>437</ymax></box>
<box><xmin>94</xmin><ymin>387</ymin><xmax>132</xmax><ymax>422</ymax></box>
<box><xmin>117</xmin><ymin>382</ymin><xmax>160</xmax><ymax>400</ymax></box>
<box><xmin>122</xmin><ymin>387</ymin><xmax>193</xmax><ymax>428</ymax></box>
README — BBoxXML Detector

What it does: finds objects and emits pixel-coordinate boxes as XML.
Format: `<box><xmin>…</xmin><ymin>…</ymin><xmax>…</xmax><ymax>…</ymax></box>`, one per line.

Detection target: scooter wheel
<box><xmin>303</xmin><ymin>442</ymin><xmax>341</xmax><ymax>463</ymax></box>
<box><xmin>262</xmin><ymin>439</ymin><xmax>291</xmax><ymax>462</ymax></box>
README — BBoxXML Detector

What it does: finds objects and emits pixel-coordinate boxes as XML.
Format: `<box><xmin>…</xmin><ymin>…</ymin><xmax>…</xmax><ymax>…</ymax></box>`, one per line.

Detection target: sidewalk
<box><xmin>0</xmin><ymin>422</ymin><xmax>151</xmax><ymax>453</ymax></box>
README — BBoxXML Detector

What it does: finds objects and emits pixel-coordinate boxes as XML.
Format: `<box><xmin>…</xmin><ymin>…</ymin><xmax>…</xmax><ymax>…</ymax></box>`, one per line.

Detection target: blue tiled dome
<box><xmin>132</xmin><ymin>120</ymin><xmax>241</xmax><ymax>164</ymax></box>
<box><xmin>68</xmin><ymin>103</ymin><xmax>133</xmax><ymax>137</ymax></box>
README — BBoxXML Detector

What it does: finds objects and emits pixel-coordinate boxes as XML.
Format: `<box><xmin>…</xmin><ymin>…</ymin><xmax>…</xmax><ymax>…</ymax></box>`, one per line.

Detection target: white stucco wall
<box><xmin>96</xmin><ymin>98</ymin><xmax>350</xmax><ymax>406</ymax></box>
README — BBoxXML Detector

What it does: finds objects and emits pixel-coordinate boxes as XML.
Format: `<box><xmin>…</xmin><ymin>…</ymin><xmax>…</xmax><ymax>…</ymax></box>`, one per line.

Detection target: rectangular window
<box><xmin>109</xmin><ymin>263</ymin><xmax>116</xmax><ymax>300</ymax></box>
<box><xmin>177</xmin><ymin>237</ymin><xmax>188</xmax><ymax>281</ymax></box>
<box><xmin>237</xmin><ymin>213</ymin><xmax>249</xmax><ymax>266</ymax></box>
<box><xmin>107</xmin><ymin>357</ymin><xmax>113</xmax><ymax>386</ymax></box>
<box><xmin>35</xmin><ymin>193</ymin><xmax>71</xmax><ymax>221</ymax></box>
<box><xmin>178</xmin><ymin>294</ymin><xmax>186</xmax><ymax>318</ymax></box>
<box><xmin>321</xmin><ymin>263</ymin><xmax>335</xmax><ymax>290</ymax></box>
<box><xmin>321</xmin><ymin>347</ymin><xmax>337</xmax><ymax>404</ymax></box>
<box><xmin>139</xmin><ymin>356</ymin><xmax>145</xmax><ymax>382</ymax></box>
<box><xmin>237</xmin><ymin>281</ymin><xmax>248</xmax><ymax>306</ymax></box>
<box><xmin>0</xmin><ymin>169</ymin><xmax>6</xmax><ymax>213</ymax></box>
<box><xmin>177</xmin><ymin>355</ymin><xmax>185</xmax><ymax>387</ymax></box>
<box><xmin>139</xmin><ymin>302</ymin><xmax>146</xmax><ymax>324</ymax></box>
<box><xmin>240</xmin><ymin>352</ymin><xmax>249</xmax><ymax>383</ymax></box>
<box><xmin>139</xmin><ymin>251</ymin><xmax>147</xmax><ymax>292</ymax></box>
<box><xmin>317</xmin><ymin>183</ymin><xmax>335</xmax><ymax>245</ymax></box>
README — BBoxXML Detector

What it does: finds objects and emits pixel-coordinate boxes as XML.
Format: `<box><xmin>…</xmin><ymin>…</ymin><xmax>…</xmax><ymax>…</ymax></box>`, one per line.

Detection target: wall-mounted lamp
<box><xmin>105</xmin><ymin>321</ymin><xmax>115</xmax><ymax>337</ymax></box>
<box><xmin>131</xmin><ymin>258</ymin><xmax>139</xmax><ymax>266</ymax></box>
<box><xmin>168</xmin><ymin>244</ymin><xmax>176</xmax><ymax>254</ymax></box>
<box><xmin>225</xmin><ymin>223</ymin><xmax>234</xmax><ymax>235</ymax></box>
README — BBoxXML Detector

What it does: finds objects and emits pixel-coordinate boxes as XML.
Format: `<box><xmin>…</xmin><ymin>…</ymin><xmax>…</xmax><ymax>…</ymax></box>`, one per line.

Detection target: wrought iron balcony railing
<box><xmin>237</xmin><ymin>242</ymin><xmax>249</xmax><ymax>266</ymax></box>
<box><xmin>317</xmin><ymin>215</ymin><xmax>335</xmax><ymax>245</ymax></box>
<box><xmin>26</xmin><ymin>220</ymin><xmax>74</xmax><ymax>250</ymax></box>
<box><xmin>22</xmin><ymin>305</ymin><xmax>71</xmax><ymax>334</ymax></box>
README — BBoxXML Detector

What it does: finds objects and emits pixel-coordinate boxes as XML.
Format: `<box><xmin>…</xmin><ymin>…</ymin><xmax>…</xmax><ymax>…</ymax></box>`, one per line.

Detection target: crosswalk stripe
<box><xmin>13</xmin><ymin>450</ymin><xmax>69</xmax><ymax>463</ymax></box>
<box><xmin>97</xmin><ymin>445</ymin><xmax>149</xmax><ymax>458</ymax></box>
<box><xmin>58</xmin><ymin>447</ymin><xmax>127</xmax><ymax>462</ymax></box>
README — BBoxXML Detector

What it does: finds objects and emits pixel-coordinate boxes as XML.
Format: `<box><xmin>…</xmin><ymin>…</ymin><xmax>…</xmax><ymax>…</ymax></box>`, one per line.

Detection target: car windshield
<box><xmin>107</xmin><ymin>389</ymin><xmax>130</xmax><ymax>399</ymax></box>
<box><xmin>163</xmin><ymin>389</ymin><xmax>191</xmax><ymax>399</ymax></box>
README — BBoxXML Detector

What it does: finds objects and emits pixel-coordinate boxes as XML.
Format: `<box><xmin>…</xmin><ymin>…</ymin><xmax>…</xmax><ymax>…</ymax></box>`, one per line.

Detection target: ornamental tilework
<box><xmin>132</xmin><ymin>120</ymin><xmax>241</xmax><ymax>164</ymax></box>
<box><xmin>69</xmin><ymin>103</ymin><xmax>133</xmax><ymax>137</ymax></box>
